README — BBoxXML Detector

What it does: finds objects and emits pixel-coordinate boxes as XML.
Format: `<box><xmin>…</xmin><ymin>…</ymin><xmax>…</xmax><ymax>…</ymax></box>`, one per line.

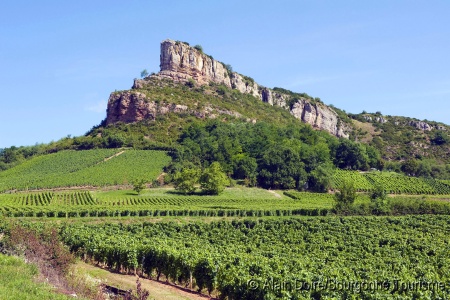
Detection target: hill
<box><xmin>101</xmin><ymin>39</ymin><xmax>450</xmax><ymax>166</ymax></box>
<box><xmin>350</xmin><ymin>112</ymin><xmax>450</xmax><ymax>162</ymax></box>
<box><xmin>0</xmin><ymin>149</ymin><xmax>170</xmax><ymax>192</ymax></box>
<box><xmin>1</xmin><ymin>39</ymin><xmax>450</xmax><ymax>190</ymax></box>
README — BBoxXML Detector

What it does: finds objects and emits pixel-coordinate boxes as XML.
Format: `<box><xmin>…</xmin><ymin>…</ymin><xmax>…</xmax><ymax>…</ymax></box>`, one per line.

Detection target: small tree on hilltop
<box><xmin>200</xmin><ymin>162</ymin><xmax>229</xmax><ymax>195</ymax></box>
<box><xmin>140</xmin><ymin>69</ymin><xmax>149</xmax><ymax>78</ymax></box>
<box><xmin>194</xmin><ymin>44</ymin><xmax>203</xmax><ymax>53</ymax></box>
<box><xmin>334</xmin><ymin>179</ymin><xmax>356</xmax><ymax>214</ymax></box>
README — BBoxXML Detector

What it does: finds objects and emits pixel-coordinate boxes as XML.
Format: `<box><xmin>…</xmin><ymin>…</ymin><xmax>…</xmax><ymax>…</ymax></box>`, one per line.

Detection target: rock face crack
<box><xmin>106</xmin><ymin>39</ymin><xmax>350</xmax><ymax>138</ymax></box>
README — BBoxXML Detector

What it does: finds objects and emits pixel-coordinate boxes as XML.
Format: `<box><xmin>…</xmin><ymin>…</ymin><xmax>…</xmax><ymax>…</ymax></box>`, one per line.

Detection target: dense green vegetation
<box><xmin>60</xmin><ymin>216</ymin><xmax>450</xmax><ymax>299</ymax></box>
<box><xmin>168</xmin><ymin>119</ymin><xmax>380</xmax><ymax>191</ymax></box>
<box><xmin>2</xmin><ymin>187</ymin><xmax>450</xmax><ymax>218</ymax></box>
<box><xmin>0</xmin><ymin>149</ymin><xmax>170</xmax><ymax>192</ymax></box>
<box><xmin>332</xmin><ymin>169</ymin><xmax>450</xmax><ymax>194</ymax></box>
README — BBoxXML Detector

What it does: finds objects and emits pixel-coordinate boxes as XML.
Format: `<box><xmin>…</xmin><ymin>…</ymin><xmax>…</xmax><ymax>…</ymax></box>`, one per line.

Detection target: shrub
<box><xmin>334</xmin><ymin>179</ymin><xmax>356</xmax><ymax>213</ymax></box>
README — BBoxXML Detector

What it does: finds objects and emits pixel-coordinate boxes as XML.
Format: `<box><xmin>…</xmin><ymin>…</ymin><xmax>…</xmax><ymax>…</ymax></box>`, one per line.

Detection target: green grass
<box><xmin>0</xmin><ymin>254</ymin><xmax>73</xmax><ymax>300</ymax></box>
<box><xmin>0</xmin><ymin>149</ymin><xmax>171</xmax><ymax>191</ymax></box>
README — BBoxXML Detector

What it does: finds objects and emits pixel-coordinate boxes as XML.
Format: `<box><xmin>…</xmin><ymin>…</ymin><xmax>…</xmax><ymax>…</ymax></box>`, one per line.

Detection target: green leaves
<box><xmin>173</xmin><ymin>168</ymin><xmax>201</xmax><ymax>194</ymax></box>
<box><xmin>199</xmin><ymin>162</ymin><xmax>229</xmax><ymax>195</ymax></box>
<box><xmin>334</xmin><ymin>179</ymin><xmax>356</xmax><ymax>213</ymax></box>
<box><xmin>61</xmin><ymin>216</ymin><xmax>450</xmax><ymax>299</ymax></box>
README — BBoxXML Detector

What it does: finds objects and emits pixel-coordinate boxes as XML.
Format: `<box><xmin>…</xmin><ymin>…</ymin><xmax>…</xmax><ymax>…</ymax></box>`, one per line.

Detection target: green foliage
<box><xmin>140</xmin><ymin>69</ymin><xmax>149</xmax><ymax>78</ymax></box>
<box><xmin>334</xmin><ymin>179</ymin><xmax>356</xmax><ymax>213</ymax></box>
<box><xmin>173</xmin><ymin>168</ymin><xmax>201</xmax><ymax>194</ymax></box>
<box><xmin>132</xmin><ymin>178</ymin><xmax>147</xmax><ymax>195</ymax></box>
<box><xmin>186</xmin><ymin>78</ymin><xmax>196</xmax><ymax>88</ymax></box>
<box><xmin>333</xmin><ymin>169</ymin><xmax>450</xmax><ymax>194</ymax></box>
<box><xmin>231</xmin><ymin>154</ymin><xmax>257</xmax><ymax>186</ymax></box>
<box><xmin>370</xmin><ymin>184</ymin><xmax>390</xmax><ymax>215</ymax></box>
<box><xmin>258</xmin><ymin>144</ymin><xmax>306</xmax><ymax>189</ymax></box>
<box><xmin>61</xmin><ymin>216</ymin><xmax>450</xmax><ymax>299</ymax></box>
<box><xmin>199</xmin><ymin>162</ymin><xmax>229</xmax><ymax>195</ymax></box>
<box><xmin>223</xmin><ymin>63</ymin><xmax>233</xmax><ymax>76</ymax></box>
<box><xmin>193</xmin><ymin>44</ymin><xmax>203</xmax><ymax>53</ymax></box>
<box><xmin>401</xmin><ymin>158</ymin><xmax>419</xmax><ymax>176</ymax></box>
<box><xmin>332</xmin><ymin>139</ymin><xmax>370</xmax><ymax>170</ymax></box>
<box><xmin>432</xmin><ymin>130</ymin><xmax>449</xmax><ymax>145</ymax></box>
<box><xmin>307</xmin><ymin>163</ymin><xmax>334</xmax><ymax>192</ymax></box>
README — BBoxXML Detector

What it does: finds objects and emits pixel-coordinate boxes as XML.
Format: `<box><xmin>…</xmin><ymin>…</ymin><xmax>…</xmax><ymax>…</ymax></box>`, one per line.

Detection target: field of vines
<box><xmin>2</xmin><ymin>188</ymin><xmax>450</xmax><ymax>218</ymax></box>
<box><xmin>0</xmin><ymin>190</ymin><xmax>333</xmax><ymax>218</ymax></box>
<box><xmin>333</xmin><ymin>170</ymin><xmax>450</xmax><ymax>194</ymax></box>
<box><xmin>58</xmin><ymin>216</ymin><xmax>450</xmax><ymax>299</ymax></box>
<box><xmin>0</xmin><ymin>149</ymin><xmax>171</xmax><ymax>192</ymax></box>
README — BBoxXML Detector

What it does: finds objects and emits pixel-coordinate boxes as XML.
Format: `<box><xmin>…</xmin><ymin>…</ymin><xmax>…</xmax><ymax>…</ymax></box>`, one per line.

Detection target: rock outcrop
<box><xmin>106</xmin><ymin>92</ymin><xmax>189</xmax><ymax>124</ymax></box>
<box><xmin>108</xmin><ymin>39</ymin><xmax>350</xmax><ymax>138</ymax></box>
<box><xmin>409</xmin><ymin>120</ymin><xmax>433</xmax><ymax>131</ymax></box>
<box><xmin>106</xmin><ymin>91</ymin><xmax>245</xmax><ymax>125</ymax></box>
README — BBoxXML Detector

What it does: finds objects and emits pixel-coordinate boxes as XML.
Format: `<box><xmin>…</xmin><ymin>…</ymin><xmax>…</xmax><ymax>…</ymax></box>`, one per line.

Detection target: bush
<box><xmin>193</xmin><ymin>44</ymin><xmax>203</xmax><ymax>53</ymax></box>
<box><xmin>334</xmin><ymin>179</ymin><xmax>356</xmax><ymax>213</ymax></box>
<box><xmin>370</xmin><ymin>184</ymin><xmax>391</xmax><ymax>215</ymax></box>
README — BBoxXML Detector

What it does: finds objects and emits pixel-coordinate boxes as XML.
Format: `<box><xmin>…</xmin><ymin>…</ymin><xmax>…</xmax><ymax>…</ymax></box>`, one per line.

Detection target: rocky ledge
<box><xmin>107</xmin><ymin>39</ymin><xmax>350</xmax><ymax>138</ymax></box>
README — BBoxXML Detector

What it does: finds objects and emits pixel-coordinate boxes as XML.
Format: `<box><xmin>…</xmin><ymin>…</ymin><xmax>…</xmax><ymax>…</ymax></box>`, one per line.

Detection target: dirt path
<box><xmin>101</xmin><ymin>150</ymin><xmax>125</xmax><ymax>163</ymax></box>
<box><xmin>268</xmin><ymin>190</ymin><xmax>282</xmax><ymax>198</ymax></box>
<box><xmin>76</xmin><ymin>262</ymin><xmax>213</xmax><ymax>300</ymax></box>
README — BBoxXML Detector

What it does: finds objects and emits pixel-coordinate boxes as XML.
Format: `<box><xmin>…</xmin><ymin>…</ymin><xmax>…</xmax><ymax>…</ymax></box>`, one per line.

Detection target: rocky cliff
<box><xmin>107</xmin><ymin>39</ymin><xmax>350</xmax><ymax>138</ymax></box>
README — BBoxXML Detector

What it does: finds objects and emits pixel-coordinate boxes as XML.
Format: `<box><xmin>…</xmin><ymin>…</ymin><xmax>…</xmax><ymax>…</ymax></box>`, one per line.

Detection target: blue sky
<box><xmin>1</xmin><ymin>1</ymin><xmax>450</xmax><ymax>148</ymax></box>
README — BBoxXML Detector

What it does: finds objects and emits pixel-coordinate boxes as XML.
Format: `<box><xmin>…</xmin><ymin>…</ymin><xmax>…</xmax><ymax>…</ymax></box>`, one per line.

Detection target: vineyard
<box><xmin>0</xmin><ymin>149</ymin><xmax>171</xmax><ymax>192</ymax></box>
<box><xmin>58</xmin><ymin>216</ymin><xmax>450</xmax><ymax>299</ymax></box>
<box><xmin>0</xmin><ymin>189</ymin><xmax>333</xmax><ymax>218</ymax></box>
<box><xmin>1</xmin><ymin>188</ymin><xmax>450</xmax><ymax>218</ymax></box>
<box><xmin>332</xmin><ymin>169</ymin><xmax>450</xmax><ymax>194</ymax></box>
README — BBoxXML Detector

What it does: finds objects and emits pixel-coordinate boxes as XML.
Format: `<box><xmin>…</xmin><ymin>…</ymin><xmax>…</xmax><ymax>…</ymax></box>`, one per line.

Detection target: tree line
<box><xmin>167</xmin><ymin>119</ymin><xmax>382</xmax><ymax>192</ymax></box>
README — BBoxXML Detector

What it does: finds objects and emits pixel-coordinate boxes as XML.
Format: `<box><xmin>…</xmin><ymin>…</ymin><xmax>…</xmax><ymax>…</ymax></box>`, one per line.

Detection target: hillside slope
<box><xmin>107</xmin><ymin>39</ymin><xmax>351</xmax><ymax>138</ymax></box>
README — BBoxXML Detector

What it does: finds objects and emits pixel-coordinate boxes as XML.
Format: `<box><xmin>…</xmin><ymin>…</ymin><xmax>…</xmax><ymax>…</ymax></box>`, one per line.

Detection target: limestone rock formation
<box><xmin>409</xmin><ymin>120</ymin><xmax>433</xmax><ymax>131</ymax></box>
<box><xmin>108</xmin><ymin>39</ymin><xmax>351</xmax><ymax>138</ymax></box>
<box><xmin>106</xmin><ymin>91</ymin><xmax>243</xmax><ymax>125</ymax></box>
<box><xmin>106</xmin><ymin>92</ymin><xmax>190</xmax><ymax>125</ymax></box>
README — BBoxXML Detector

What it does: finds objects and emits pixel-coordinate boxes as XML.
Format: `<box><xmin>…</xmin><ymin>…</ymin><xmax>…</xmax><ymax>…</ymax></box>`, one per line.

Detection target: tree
<box><xmin>307</xmin><ymin>164</ymin><xmax>334</xmax><ymax>192</ymax></box>
<box><xmin>173</xmin><ymin>168</ymin><xmax>201</xmax><ymax>194</ymax></box>
<box><xmin>370</xmin><ymin>184</ymin><xmax>390</xmax><ymax>215</ymax></box>
<box><xmin>199</xmin><ymin>162</ymin><xmax>229</xmax><ymax>195</ymax></box>
<box><xmin>132</xmin><ymin>178</ymin><xmax>146</xmax><ymax>195</ymax></box>
<box><xmin>401</xmin><ymin>159</ymin><xmax>419</xmax><ymax>176</ymax></box>
<box><xmin>193</xmin><ymin>44</ymin><xmax>203</xmax><ymax>53</ymax></box>
<box><xmin>431</xmin><ymin>131</ymin><xmax>449</xmax><ymax>145</ymax></box>
<box><xmin>333</xmin><ymin>139</ymin><xmax>369</xmax><ymax>170</ymax></box>
<box><xmin>223</xmin><ymin>64</ymin><xmax>233</xmax><ymax>75</ymax></box>
<box><xmin>140</xmin><ymin>69</ymin><xmax>149</xmax><ymax>78</ymax></box>
<box><xmin>258</xmin><ymin>145</ymin><xmax>306</xmax><ymax>190</ymax></box>
<box><xmin>231</xmin><ymin>154</ymin><xmax>257</xmax><ymax>186</ymax></box>
<box><xmin>334</xmin><ymin>179</ymin><xmax>356</xmax><ymax>213</ymax></box>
